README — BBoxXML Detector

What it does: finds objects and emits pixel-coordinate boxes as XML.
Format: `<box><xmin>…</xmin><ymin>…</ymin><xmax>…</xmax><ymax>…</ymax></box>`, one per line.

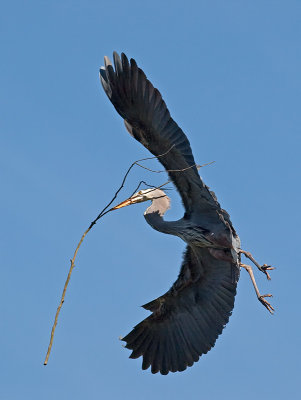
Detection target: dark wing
<box><xmin>121</xmin><ymin>246</ymin><xmax>239</xmax><ymax>375</ymax></box>
<box><xmin>100</xmin><ymin>52</ymin><xmax>220</xmax><ymax>215</ymax></box>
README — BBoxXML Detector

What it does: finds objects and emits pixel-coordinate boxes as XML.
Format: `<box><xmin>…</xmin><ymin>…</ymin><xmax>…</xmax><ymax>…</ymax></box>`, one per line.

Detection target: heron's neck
<box><xmin>143</xmin><ymin>191</ymin><xmax>177</xmax><ymax>235</ymax></box>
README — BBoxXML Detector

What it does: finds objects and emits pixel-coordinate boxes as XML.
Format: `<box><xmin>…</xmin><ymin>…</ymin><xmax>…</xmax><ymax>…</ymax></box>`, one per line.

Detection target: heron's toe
<box><xmin>258</xmin><ymin>294</ymin><xmax>274</xmax><ymax>314</ymax></box>
<box><xmin>261</xmin><ymin>264</ymin><xmax>275</xmax><ymax>280</ymax></box>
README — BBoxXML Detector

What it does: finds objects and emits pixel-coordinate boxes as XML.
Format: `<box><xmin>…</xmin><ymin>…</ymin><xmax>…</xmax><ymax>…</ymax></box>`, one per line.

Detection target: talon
<box><xmin>258</xmin><ymin>294</ymin><xmax>274</xmax><ymax>314</ymax></box>
<box><xmin>261</xmin><ymin>264</ymin><xmax>275</xmax><ymax>280</ymax></box>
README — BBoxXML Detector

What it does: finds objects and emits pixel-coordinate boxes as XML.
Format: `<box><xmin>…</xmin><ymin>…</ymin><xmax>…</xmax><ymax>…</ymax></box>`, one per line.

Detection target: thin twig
<box><xmin>129</xmin><ymin>160</ymin><xmax>215</xmax><ymax>199</ymax></box>
<box><xmin>129</xmin><ymin>180</ymin><xmax>173</xmax><ymax>198</ymax></box>
<box><xmin>135</xmin><ymin>160</ymin><xmax>215</xmax><ymax>174</ymax></box>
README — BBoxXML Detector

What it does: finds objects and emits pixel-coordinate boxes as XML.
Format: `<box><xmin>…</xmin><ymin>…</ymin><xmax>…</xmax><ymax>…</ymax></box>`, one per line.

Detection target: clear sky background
<box><xmin>1</xmin><ymin>1</ymin><xmax>301</xmax><ymax>399</ymax></box>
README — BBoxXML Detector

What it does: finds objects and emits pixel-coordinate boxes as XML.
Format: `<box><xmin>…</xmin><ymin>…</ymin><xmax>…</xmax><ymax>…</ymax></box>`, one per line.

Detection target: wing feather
<box><xmin>100</xmin><ymin>52</ymin><xmax>221</xmax><ymax>214</ymax></box>
<box><xmin>122</xmin><ymin>246</ymin><xmax>239</xmax><ymax>374</ymax></box>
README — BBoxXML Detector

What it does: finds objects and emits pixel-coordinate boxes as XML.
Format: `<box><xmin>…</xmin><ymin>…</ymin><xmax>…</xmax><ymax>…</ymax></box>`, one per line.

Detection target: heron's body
<box><xmin>142</xmin><ymin>189</ymin><xmax>240</xmax><ymax>256</ymax></box>
<box><xmin>100</xmin><ymin>52</ymin><xmax>273</xmax><ymax>375</ymax></box>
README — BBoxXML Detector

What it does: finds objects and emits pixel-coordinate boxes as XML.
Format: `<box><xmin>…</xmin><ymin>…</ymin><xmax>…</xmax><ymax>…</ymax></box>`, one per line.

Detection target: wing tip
<box><xmin>99</xmin><ymin>66</ymin><xmax>107</xmax><ymax>81</ymax></box>
<box><xmin>104</xmin><ymin>55</ymin><xmax>112</xmax><ymax>67</ymax></box>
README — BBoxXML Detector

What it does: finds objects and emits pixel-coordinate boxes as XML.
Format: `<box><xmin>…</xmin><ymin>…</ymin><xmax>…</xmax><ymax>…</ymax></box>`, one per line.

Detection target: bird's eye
<box><xmin>138</xmin><ymin>190</ymin><xmax>143</xmax><ymax>195</ymax></box>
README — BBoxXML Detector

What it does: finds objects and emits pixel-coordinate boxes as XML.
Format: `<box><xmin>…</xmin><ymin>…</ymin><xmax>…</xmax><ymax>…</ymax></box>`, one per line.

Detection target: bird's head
<box><xmin>111</xmin><ymin>188</ymin><xmax>167</xmax><ymax>210</ymax></box>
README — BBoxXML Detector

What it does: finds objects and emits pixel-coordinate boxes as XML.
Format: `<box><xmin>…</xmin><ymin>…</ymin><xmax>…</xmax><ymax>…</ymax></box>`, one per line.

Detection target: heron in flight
<box><xmin>99</xmin><ymin>52</ymin><xmax>274</xmax><ymax>375</ymax></box>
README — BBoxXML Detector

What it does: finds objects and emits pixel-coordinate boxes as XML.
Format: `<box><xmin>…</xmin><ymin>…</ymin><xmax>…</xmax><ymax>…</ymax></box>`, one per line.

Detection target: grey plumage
<box><xmin>100</xmin><ymin>52</ymin><xmax>243</xmax><ymax>375</ymax></box>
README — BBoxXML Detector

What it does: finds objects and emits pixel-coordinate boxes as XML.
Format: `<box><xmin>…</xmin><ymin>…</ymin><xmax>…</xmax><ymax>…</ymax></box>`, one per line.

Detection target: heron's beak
<box><xmin>111</xmin><ymin>198</ymin><xmax>133</xmax><ymax>210</ymax></box>
<box><xmin>111</xmin><ymin>195</ymin><xmax>144</xmax><ymax>210</ymax></box>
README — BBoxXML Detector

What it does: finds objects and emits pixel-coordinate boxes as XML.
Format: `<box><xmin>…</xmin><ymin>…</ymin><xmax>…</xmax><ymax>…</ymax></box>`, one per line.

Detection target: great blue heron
<box><xmin>99</xmin><ymin>52</ymin><xmax>274</xmax><ymax>375</ymax></box>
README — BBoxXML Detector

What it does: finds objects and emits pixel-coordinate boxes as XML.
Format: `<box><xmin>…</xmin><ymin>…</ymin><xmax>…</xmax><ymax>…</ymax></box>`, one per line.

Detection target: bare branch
<box><xmin>43</xmin><ymin>146</ymin><xmax>176</xmax><ymax>365</ymax></box>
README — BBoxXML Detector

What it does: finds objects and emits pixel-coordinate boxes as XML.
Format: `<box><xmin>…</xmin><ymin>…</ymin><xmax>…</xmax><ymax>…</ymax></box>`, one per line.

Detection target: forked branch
<box><xmin>44</xmin><ymin>147</ymin><xmax>173</xmax><ymax>365</ymax></box>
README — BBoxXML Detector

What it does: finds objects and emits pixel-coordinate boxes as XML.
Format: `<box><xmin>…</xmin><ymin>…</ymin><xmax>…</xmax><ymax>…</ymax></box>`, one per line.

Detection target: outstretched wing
<box><xmin>100</xmin><ymin>52</ymin><xmax>220</xmax><ymax>215</ymax></box>
<box><xmin>121</xmin><ymin>246</ymin><xmax>239</xmax><ymax>375</ymax></box>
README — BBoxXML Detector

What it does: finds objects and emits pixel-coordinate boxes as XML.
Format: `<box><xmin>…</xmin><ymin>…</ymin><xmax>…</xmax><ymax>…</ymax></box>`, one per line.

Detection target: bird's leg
<box><xmin>240</xmin><ymin>263</ymin><xmax>274</xmax><ymax>314</ymax></box>
<box><xmin>239</xmin><ymin>250</ymin><xmax>275</xmax><ymax>280</ymax></box>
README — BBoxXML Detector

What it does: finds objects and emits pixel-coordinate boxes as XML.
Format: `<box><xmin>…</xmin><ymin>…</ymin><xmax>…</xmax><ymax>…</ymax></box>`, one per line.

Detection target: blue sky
<box><xmin>1</xmin><ymin>1</ymin><xmax>300</xmax><ymax>399</ymax></box>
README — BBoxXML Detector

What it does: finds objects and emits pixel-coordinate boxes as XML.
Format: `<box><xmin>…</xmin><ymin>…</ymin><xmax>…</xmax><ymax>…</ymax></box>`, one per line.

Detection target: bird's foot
<box><xmin>240</xmin><ymin>263</ymin><xmax>275</xmax><ymax>314</ymax></box>
<box><xmin>258</xmin><ymin>294</ymin><xmax>274</xmax><ymax>314</ymax></box>
<box><xmin>260</xmin><ymin>264</ymin><xmax>275</xmax><ymax>281</ymax></box>
<box><xmin>239</xmin><ymin>250</ymin><xmax>275</xmax><ymax>280</ymax></box>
